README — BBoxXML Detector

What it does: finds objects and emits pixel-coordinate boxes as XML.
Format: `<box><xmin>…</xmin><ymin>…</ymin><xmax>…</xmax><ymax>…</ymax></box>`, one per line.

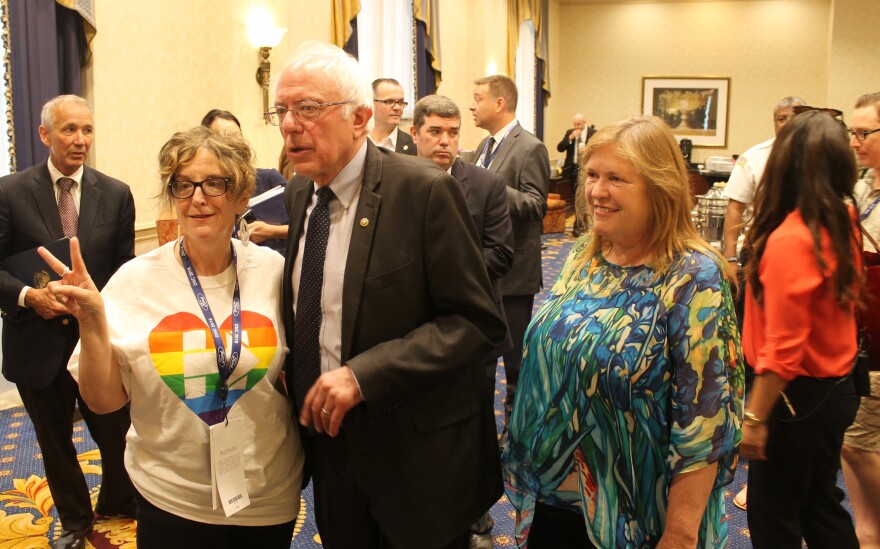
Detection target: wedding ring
<box><xmin>60</xmin><ymin>266</ymin><xmax>72</xmax><ymax>276</ymax></box>
<box><xmin>321</xmin><ymin>408</ymin><xmax>331</xmax><ymax>416</ymax></box>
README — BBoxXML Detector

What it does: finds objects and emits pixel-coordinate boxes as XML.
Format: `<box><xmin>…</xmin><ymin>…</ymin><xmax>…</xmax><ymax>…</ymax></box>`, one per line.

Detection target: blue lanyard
<box><xmin>179</xmin><ymin>239</ymin><xmax>242</xmax><ymax>416</ymax></box>
<box><xmin>860</xmin><ymin>188</ymin><xmax>880</xmax><ymax>221</ymax></box>
<box><xmin>480</xmin><ymin>124</ymin><xmax>516</xmax><ymax>168</ymax></box>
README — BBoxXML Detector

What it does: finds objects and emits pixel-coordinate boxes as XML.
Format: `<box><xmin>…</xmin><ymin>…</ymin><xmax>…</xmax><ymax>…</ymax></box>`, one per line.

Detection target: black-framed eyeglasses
<box><xmin>264</xmin><ymin>100</ymin><xmax>353</xmax><ymax>126</ymax></box>
<box><xmin>374</xmin><ymin>98</ymin><xmax>408</xmax><ymax>108</ymax></box>
<box><xmin>848</xmin><ymin>128</ymin><xmax>880</xmax><ymax>142</ymax></box>
<box><xmin>169</xmin><ymin>177</ymin><xmax>230</xmax><ymax>199</ymax></box>
<box><xmin>792</xmin><ymin>105</ymin><xmax>844</xmax><ymax>119</ymax></box>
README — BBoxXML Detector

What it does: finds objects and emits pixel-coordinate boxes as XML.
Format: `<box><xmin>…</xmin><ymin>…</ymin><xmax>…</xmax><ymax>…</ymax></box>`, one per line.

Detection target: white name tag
<box><xmin>209</xmin><ymin>418</ymin><xmax>251</xmax><ymax>517</ymax></box>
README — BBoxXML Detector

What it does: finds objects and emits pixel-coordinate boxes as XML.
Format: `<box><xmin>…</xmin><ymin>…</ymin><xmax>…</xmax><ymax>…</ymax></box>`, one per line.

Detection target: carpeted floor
<box><xmin>0</xmin><ymin>221</ymin><xmax>852</xmax><ymax>548</ymax></box>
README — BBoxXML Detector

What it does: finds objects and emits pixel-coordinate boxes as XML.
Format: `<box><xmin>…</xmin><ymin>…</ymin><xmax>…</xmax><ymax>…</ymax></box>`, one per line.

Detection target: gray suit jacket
<box><xmin>0</xmin><ymin>162</ymin><xmax>135</xmax><ymax>388</ymax></box>
<box><xmin>283</xmin><ymin>142</ymin><xmax>505</xmax><ymax>547</ymax></box>
<box><xmin>476</xmin><ymin>122</ymin><xmax>550</xmax><ymax>296</ymax></box>
<box><xmin>451</xmin><ymin>158</ymin><xmax>513</xmax><ymax>357</ymax></box>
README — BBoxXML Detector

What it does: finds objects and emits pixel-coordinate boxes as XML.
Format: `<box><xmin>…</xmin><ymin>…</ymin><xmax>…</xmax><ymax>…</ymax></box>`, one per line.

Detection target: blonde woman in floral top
<box><xmin>502</xmin><ymin>116</ymin><xmax>743</xmax><ymax>548</ymax></box>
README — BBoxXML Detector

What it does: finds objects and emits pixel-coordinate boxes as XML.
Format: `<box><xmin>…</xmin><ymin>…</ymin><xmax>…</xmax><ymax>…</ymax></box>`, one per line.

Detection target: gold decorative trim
<box><xmin>1</xmin><ymin>0</ymin><xmax>14</xmax><ymax>173</ymax></box>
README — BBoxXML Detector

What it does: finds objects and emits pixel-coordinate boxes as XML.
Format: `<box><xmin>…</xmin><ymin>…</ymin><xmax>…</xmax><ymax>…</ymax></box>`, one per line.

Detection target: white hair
<box><xmin>40</xmin><ymin>95</ymin><xmax>92</xmax><ymax>129</ymax></box>
<box><xmin>284</xmin><ymin>41</ymin><xmax>373</xmax><ymax>124</ymax></box>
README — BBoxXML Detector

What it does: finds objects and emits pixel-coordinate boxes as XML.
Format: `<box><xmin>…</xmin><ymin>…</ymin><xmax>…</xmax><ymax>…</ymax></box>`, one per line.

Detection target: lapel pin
<box><xmin>360</xmin><ymin>218</ymin><xmax>369</xmax><ymax>227</ymax></box>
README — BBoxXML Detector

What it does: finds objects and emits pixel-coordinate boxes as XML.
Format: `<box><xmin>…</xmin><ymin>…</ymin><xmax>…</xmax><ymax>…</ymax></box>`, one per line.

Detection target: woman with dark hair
<box><xmin>201</xmin><ymin>109</ymin><xmax>290</xmax><ymax>254</ymax></box>
<box><xmin>741</xmin><ymin>109</ymin><xmax>862</xmax><ymax>549</ymax></box>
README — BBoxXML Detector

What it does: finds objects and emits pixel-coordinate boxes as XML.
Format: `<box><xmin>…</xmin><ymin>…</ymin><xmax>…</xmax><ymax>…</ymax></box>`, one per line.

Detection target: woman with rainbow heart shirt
<box><xmin>39</xmin><ymin>126</ymin><xmax>303</xmax><ymax>548</ymax></box>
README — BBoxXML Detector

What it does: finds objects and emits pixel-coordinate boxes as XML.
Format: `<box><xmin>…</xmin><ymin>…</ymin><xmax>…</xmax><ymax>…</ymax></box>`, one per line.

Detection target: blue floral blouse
<box><xmin>502</xmin><ymin>237</ymin><xmax>744</xmax><ymax>548</ymax></box>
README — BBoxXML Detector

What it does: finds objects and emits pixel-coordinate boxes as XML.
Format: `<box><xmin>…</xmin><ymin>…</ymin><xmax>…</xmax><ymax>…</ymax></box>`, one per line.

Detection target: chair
<box><xmin>543</xmin><ymin>193</ymin><xmax>567</xmax><ymax>234</ymax></box>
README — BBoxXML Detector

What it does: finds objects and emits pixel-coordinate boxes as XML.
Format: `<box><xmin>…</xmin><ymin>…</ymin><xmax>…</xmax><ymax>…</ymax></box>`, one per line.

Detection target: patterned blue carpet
<box><xmin>0</xmin><ymin>224</ymin><xmax>851</xmax><ymax>547</ymax></box>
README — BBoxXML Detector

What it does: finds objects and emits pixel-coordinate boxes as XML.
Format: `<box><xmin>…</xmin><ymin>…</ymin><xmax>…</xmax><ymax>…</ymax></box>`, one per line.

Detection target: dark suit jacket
<box><xmin>283</xmin><ymin>143</ymin><xmax>506</xmax><ymax>547</ymax></box>
<box><xmin>450</xmin><ymin>158</ymin><xmax>513</xmax><ymax>357</ymax></box>
<box><xmin>395</xmin><ymin>128</ymin><xmax>416</xmax><ymax>155</ymax></box>
<box><xmin>556</xmin><ymin>125</ymin><xmax>597</xmax><ymax>170</ymax></box>
<box><xmin>0</xmin><ymin>162</ymin><xmax>135</xmax><ymax>389</ymax></box>
<box><xmin>476</xmin><ymin>122</ymin><xmax>550</xmax><ymax>296</ymax></box>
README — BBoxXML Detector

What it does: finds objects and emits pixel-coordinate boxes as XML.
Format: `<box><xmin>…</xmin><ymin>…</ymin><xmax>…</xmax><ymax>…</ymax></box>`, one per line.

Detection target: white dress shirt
<box><xmin>291</xmin><ymin>141</ymin><xmax>366</xmax><ymax>374</ymax></box>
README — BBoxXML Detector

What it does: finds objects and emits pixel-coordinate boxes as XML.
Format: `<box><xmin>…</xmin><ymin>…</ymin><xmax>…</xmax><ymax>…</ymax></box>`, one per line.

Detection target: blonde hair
<box><xmin>157</xmin><ymin>126</ymin><xmax>256</xmax><ymax>211</ymax></box>
<box><xmin>575</xmin><ymin>115</ymin><xmax>729</xmax><ymax>277</ymax></box>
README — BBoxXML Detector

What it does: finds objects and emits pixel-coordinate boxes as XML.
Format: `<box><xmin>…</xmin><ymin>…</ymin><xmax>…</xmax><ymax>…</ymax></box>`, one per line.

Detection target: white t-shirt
<box><xmin>69</xmin><ymin>240</ymin><xmax>303</xmax><ymax>526</ymax></box>
<box><xmin>724</xmin><ymin>137</ymin><xmax>775</xmax><ymax>223</ymax></box>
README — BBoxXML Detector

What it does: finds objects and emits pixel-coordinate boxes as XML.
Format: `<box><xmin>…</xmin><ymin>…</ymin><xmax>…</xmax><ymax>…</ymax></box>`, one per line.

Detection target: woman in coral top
<box><xmin>741</xmin><ymin>109</ymin><xmax>862</xmax><ymax>549</ymax></box>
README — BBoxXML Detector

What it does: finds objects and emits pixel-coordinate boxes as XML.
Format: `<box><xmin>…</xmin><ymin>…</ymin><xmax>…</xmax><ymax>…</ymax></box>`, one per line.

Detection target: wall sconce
<box><xmin>247</xmin><ymin>9</ymin><xmax>286</xmax><ymax>121</ymax></box>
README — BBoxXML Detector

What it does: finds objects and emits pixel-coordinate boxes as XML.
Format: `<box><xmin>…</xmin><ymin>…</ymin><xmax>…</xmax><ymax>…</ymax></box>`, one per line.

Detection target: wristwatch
<box><xmin>725</xmin><ymin>256</ymin><xmax>738</xmax><ymax>263</ymax></box>
<box><xmin>743</xmin><ymin>410</ymin><xmax>765</xmax><ymax>425</ymax></box>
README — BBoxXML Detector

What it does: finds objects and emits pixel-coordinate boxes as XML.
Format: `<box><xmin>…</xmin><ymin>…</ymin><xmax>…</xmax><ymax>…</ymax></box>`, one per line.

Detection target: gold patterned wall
<box><xmin>81</xmin><ymin>0</ymin><xmax>880</xmax><ymax>253</ymax></box>
<box><xmin>544</xmin><ymin>0</ymin><xmax>834</xmax><ymax>164</ymax></box>
<box><xmin>86</xmin><ymin>0</ymin><xmax>331</xmax><ymax>253</ymax></box>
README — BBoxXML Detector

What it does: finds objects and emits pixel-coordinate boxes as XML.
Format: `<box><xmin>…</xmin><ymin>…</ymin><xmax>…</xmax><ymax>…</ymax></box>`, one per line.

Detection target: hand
<box><xmin>569</xmin><ymin>129</ymin><xmax>581</xmax><ymax>142</ymax></box>
<box><xmin>246</xmin><ymin>220</ymin><xmax>285</xmax><ymax>244</ymax></box>
<box><xmin>740</xmin><ymin>422</ymin><xmax>768</xmax><ymax>461</ymax></box>
<box><xmin>37</xmin><ymin>237</ymin><xmax>104</xmax><ymax>323</ymax></box>
<box><xmin>23</xmin><ymin>286</ymin><xmax>69</xmax><ymax>319</ymax></box>
<box><xmin>657</xmin><ymin>534</ymin><xmax>697</xmax><ymax>549</ymax></box>
<box><xmin>300</xmin><ymin>366</ymin><xmax>363</xmax><ymax>437</ymax></box>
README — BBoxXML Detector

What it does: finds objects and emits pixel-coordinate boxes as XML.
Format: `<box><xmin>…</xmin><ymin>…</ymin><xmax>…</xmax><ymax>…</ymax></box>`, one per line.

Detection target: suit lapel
<box><xmin>283</xmin><ymin>177</ymin><xmax>313</xmax><ymax>332</ymax></box>
<box><xmin>340</xmin><ymin>144</ymin><xmax>382</xmax><ymax>361</ymax></box>
<box><xmin>30</xmin><ymin>165</ymin><xmax>64</xmax><ymax>240</ymax></box>
<box><xmin>486</xmin><ymin>123</ymin><xmax>520</xmax><ymax>174</ymax></box>
<box><xmin>75</xmin><ymin>167</ymin><xmax>101</xmax><ymax>248</ymax></box>
<box><xmin>451</xmin><ymin>159</ymin><xmax>471</xmax><ymax>199</ymax></box>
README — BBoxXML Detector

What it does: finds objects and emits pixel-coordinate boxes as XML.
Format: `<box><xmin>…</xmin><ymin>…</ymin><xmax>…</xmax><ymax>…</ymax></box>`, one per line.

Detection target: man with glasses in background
<box><xmin>267</xmin><ymin>42</ymin><xmax>506</xmax><ymax>549</ymax></box>
<box><xmin>368</xmin><ymin>78</ymin><xmax>416</xmax><ymax>155</ymax></box>
<box><xmin>842</xmin><ymin>91</ymin><xmax>880</xmax><ymax>549</ymax></box>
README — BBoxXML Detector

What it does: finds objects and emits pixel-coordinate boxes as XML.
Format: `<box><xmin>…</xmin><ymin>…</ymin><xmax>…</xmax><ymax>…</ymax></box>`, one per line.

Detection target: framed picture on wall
<box><xmin>642</xmin><ymin>76</ymin><xmax>730</xmax><ymax>147</ymax></box>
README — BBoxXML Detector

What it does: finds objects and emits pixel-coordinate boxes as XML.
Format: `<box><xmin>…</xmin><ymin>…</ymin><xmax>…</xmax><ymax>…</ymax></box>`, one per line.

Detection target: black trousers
<box><xmin>17</xmin><ymin>368</ymin><xmax>134</xmax><ymax>532</ymax></box>
<box><xmin>529</xmin><ymin>501</ymin><xmax>596</xmax><ymax>549</ymax></box>
<box><xmin>747</xmin><ymin>375</ymin><xmax>860</xmax><ymax>549</ymax></box>
<box><xmin>500</xmin><ymin>294</ymin><xmax>535</xmax><ymax>424</ymax></box>
<box><xmin>307</xmin><ymin>433</ymin><xmax>470</xmax><ymax>549</ymax></box>
<box><xmin>133</xmin><ymin>489</ymin><xmax>295</xmax><ymax>549</ymax></box>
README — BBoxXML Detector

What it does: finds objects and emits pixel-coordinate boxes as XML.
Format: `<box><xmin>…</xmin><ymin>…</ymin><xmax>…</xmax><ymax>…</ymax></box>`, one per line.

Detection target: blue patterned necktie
<box><xmin>292</xmin><ymin>186</ymin><xmax>335</xmax><ymax>414</ymax></box>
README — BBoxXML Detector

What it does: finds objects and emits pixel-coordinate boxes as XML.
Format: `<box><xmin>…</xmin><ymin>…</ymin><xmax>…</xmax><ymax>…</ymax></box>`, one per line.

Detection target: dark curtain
<box><xmin>415</xmin><ymin>20</ymin><xmax>436</xmax><ymax>98</ymax></box>
<box><xmin>9</xmin><ymin>0</ymin><xmax>86</xmax><ymax>170</ymax></box>
<box><xmin>534</xmin><ymin>58</ymin><xmax>545</xmax><ymax>141</ymax></box>
<box><xmin>343</xmin><ymin>18</ymin><xmax>359</xmax><ymax>58</ymax></box>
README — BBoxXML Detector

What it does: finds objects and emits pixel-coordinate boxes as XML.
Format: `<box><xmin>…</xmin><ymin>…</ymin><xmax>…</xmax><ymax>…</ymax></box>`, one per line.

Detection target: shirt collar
<box><xmin>490</xmin><ymin>119</ymin><xmax>518</xmax><ymax>143</ymax></box>
<box><xmin>323</xmin><ymin>140</ymin><xmax>368</xmax><ymax>208</ymax></box>
<box><xmin>371</xmin><ymin>128</ymin><xmax>398</xmax><ymax>151</ymax></box>
<box><xmin>47</xmin><ymin>158</ymin><xmax>84</xmax><ymax>186</ymax></box>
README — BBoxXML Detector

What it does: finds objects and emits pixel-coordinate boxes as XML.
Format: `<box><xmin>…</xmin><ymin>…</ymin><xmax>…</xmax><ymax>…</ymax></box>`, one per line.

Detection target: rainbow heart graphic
<box><xmin>148</xmin><ymin>311</ymin><xmax>278</xmax><ymax>425</ymax></box>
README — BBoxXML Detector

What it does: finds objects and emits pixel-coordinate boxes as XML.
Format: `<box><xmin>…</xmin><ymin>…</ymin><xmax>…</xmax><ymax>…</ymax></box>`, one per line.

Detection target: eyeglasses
<box><xmin>848</xmin><ymin>128</ymin><xmax>880</xmax><ymax>142</ymax></box>
<box><xmin>264</xmin><ymin>100</ymin><xmax>353</xmax><ymax>126</ymax></box>
<box><xmin>169</xmin><ymin>177</ymin><xmax>230</xmax><ymax>199</ymax></box>
<box><xmin>374</xmin><ymin>98</ymin><xmax>408</xmax><ymax>108</ymax></box>
<box><xmin>792</xmin><ymin>105</ymin><xmax>844</xmax><ymax>119</ymax></box>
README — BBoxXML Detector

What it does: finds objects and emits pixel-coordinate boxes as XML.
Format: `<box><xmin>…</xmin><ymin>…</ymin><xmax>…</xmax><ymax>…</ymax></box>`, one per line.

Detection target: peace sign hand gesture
<box><xmin>37</xmin><ymin>237</ymin><xmax>105</xmax><ymax>324</ymax></box>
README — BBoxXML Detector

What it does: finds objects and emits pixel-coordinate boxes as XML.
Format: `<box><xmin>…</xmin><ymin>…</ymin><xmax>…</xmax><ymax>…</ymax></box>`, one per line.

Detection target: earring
<box><xmin>238</xmin><ymin>215</ymin><xmax>250</xmax><ymax>247</ymax></box>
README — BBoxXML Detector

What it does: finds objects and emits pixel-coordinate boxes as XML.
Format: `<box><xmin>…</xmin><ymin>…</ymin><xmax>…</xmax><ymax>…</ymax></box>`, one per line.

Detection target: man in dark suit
<box><xmin>410</xmin><ymin>94</ymin><xmax>513</xmax><ymax>549</ymax></box>
<box><xmin>0</xmin><ymin>95</ymin><xmax>136</xmax><ymax>549</ymax></box>
<box><xmin>369</xmin><ymin>78</ymin><xmax>416</xmax><ymax>155</ymax></box>
<box><xmin>557</xmin><ymin>113</ymin><xmax>596</xmax><ymax>236</ymax></box>
<box><xmin>470</xmin><ymin>75</ymin><xmax>550</xmax><ymax>430</ymax></box>
<box><xmin>275</xmin><ymin>43</ymin><xmax>506</xmax><ymax>549</ymax></box>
